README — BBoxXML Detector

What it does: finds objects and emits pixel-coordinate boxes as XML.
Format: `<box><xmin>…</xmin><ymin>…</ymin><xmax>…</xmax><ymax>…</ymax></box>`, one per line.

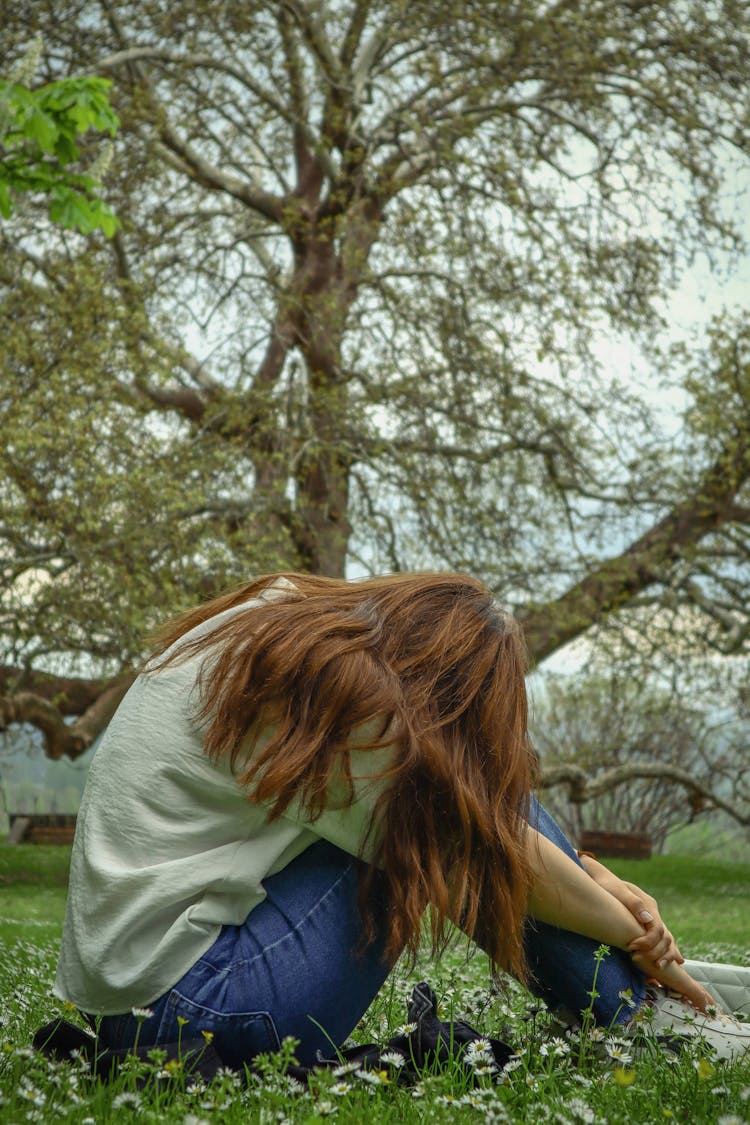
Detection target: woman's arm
<box><xmin>526</xmin><ymin>829</ymin><xmax>711</xmax><ymax>1010</ymax></box>
<box><xmin>527</xmin><ymin>828</ymin><xmax>646</xmax><ymax>948</ymax></box>
<box><xmin>577</xmin><ymin>853</ymin><xmax>684</xmax><ymax>968</ymax></box>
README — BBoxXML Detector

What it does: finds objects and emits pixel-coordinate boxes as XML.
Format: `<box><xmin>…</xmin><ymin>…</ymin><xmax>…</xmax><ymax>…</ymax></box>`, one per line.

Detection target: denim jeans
<box><xmin>95</xmin><ymin>797</ymin><xmax>646</xmax><ymax>1065</ymax></box>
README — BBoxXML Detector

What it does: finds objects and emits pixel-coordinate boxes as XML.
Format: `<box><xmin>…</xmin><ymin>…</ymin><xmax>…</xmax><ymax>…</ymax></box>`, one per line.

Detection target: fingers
<box><xmin>626</xmin><ymin>907</ymin><xmax>684</xmax><ymax>968</ymax></box>
<box><xmin>632</xmin><ymin>957</ymin><xmax>715</xmax><ymax>1014</ymax></box>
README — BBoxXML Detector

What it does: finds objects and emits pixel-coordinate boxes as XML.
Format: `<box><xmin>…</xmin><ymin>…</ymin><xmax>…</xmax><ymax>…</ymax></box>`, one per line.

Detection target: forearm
<box><xmin>526</xmin><ymin>828</ymin><xmax>645</xmax><ymax>950</ymax></box>
<box><xmin>525</xmin><ymin>830</ymin><xmax>712</xmax><ymax>1010</ymax></box>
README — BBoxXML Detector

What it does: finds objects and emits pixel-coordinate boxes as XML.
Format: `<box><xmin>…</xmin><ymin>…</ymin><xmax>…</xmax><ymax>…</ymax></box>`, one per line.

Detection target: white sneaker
<box><xmin>633</xmin><ymin>986</ymin><xmax>750</xmax><ymax>1061</ymax></box>
<box><xmin>682</xmin><ymin>959</ymin><xmax>750</xmax><ymax>1019</ymax></box>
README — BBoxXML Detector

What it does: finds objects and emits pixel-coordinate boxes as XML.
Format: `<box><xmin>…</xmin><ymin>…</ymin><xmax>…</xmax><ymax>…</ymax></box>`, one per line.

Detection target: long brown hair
<box><xmin>150</xmin><ymin>572</ymin><xmax>534</xmax><ymax>978</ymax></box>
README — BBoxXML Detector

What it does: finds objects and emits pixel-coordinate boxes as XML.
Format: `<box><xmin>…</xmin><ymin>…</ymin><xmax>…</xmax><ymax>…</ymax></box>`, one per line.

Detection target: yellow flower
<box><xmin>695</xmin><ymin>1058</ymin><xmax>715</xmax><ymax>1080</ymax></box>
<box><xmin>176</xmin><ymin>1015</ymin><xmax>189</xmax><ymax>1027</ymax></box>
<box><xmin>201</xmin><ymin>1029</ymin><xmax>214</xmax><ymax>1044</ymax></box>
<box><xmin>614</xmin><ymin>1066</ymin><xmax>636</xmax><ymax>1087</ymax></box>
<box><xmin>163</xmin><ymin>1058</ymin><xmax>182</xmax><ymax>1076</ymax></box>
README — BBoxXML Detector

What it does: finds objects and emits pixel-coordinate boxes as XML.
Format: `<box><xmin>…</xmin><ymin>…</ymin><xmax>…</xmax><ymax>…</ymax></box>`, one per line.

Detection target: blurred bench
<box><xmin>579</xmin><ymin>830</ymin><xmax>653</xmax><ymax>860</ymax></box>
<box><xmin>7</xmin><ymin>813</ymin><xmax>77</xmax><ymax>845</ymax></box>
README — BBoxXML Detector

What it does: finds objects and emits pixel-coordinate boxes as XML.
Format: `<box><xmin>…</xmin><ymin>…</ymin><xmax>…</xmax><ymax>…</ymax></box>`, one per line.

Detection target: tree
<box><xmin>532</xmin><ymin>673</ymin><xmax>750</xmax><ymax>848</ymax></box>
<box><xmin>0</xmin><ymin>36</ymin><xmax>120</xmax><ymax>235</ymax></box>
<box><xmin>1</xmin><ymin>2</ymin><xmax>750</xmax><ymax>799</ymax></box>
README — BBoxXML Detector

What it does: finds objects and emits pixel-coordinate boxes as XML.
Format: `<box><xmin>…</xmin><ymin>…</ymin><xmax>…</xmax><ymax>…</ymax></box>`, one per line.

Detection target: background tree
<box><xmin>532</xmin><ymin>672</ymin><xmax>750</xmax><ymax>850</ymax></box>
<box><xmin>1</xmin><ymin>1</ymin><xmax>749</xmax><ymax>814</ymax></box>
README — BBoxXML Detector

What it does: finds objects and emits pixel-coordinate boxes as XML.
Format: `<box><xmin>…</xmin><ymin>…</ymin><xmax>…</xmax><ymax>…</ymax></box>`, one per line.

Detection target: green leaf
<box><xmin>21</xmin><ymin>105</ymin><xmax>59</xmax><ymax>153</ymax></box>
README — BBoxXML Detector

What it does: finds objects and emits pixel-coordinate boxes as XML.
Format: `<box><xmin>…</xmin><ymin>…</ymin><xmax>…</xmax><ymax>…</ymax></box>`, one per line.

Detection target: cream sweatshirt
<box><xmin>54</xmin><ymin>580</ymin><xmax>389</xmax><ymax>1013</ymax></box>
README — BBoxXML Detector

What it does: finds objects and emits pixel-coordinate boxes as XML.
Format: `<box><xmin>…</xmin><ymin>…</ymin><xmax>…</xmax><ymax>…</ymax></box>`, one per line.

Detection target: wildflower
<box><xmin>618</xmin><ymin>988</ymin><xmax>636</xmax><ymax>1009</ymax></box>
<box><xmin>563</xmin><ymin>1097</ymin><xmax>597</xmax><ymax>1123</ymax></box>
<box><xmin>355</xmin><ymin>1068</ymin><xmax>390</xmax><ymax>1085</ymax></box>
<box><xmin>393</xmin><ymin>1021</ymin><xmax>417</xmax><ymax>1035</ymax></box>
<box><xmin>316</xmin><ymin>1100</ymin><xmax>337</xmax><ymax>1116</ymax></box>
<box><xmin>131</xmin><ymin>1006</ymin><xmax>154</xmax><ymax>1021</ymax></box>
<box><xmin>113</xmin><ymin>1091</ymin><xmax>143</xmax><ymax>1109</ymax></box>
<box><xmin>201</xmin><ymin>1029</ymin><xmax>214</xmax><ymax>1044</ymax></box>
<box><xmin>604</xmin><ymin>1040</ymin><xmax>632</xmax><ymax>1064</ymax></box>
<box><xmin>19</xmin><ymin>1085</ymin><xmax>46</xmax><ymax>1107</ymax></box>
<box><xmin>380</xmin><ymin>1050</ymin><xmax>406</xmax><ymax>1068</ymax></box>
<box><xmin>464</xmin><ymin>1037</ymin><xmax>495</xmax><ymax>1067</ymax></box>
<box><xmin>613</xmin><ymin>1066</ymin><xmax>636</xmax><ymax>1087</ymax></box>
<box><xmin>176</xmin><ymin>1015</ymin><xmax>189</xmax><ymax>1027</ymax></box>
<box><xmin>329</xmin><ymin>1082</ymin><xmax>351</xmax><ymax>1096</ymax></box>
<box><xmin>694</xmin><ymin>1057</ymin><xmax>715</xmax><ymax>1080</ymax></box>
<box><xmin>332</xmin><ymin>1061</ymin><xmax>360</xmax><ymax>1077</ymax></box>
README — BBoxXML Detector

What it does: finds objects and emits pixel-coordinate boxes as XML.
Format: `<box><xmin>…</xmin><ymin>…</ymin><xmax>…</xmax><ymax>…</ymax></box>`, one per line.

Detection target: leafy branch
<box><xmin>0</xmin><ymin>38</ymin><xmax>120</xmax><ymax>236</ymax></box>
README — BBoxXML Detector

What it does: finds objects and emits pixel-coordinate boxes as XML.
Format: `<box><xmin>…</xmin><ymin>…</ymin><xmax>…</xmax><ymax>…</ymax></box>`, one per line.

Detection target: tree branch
<box><xmin>538</xmin><ymin>760</ymin><xmax>750</xmax><ymax>827</ymax></box>
<box><xmin>520</xmin><ymin>433</ymin><xmax>750</xmax><ymax>661</ymax></box>
<box><xmin>280</xmin><ymin>0</ymin><xmax>346</xmax><ymax>90</ymax></box>
<box><xmin>0</xmin><ymin>673</ymin><xmax>132</xmax><ymax>760</ymax></box>
<box><xmin>96</xmin><ymin>18</ymin><xmax>286</xmax><ymax>222</ymax></box>
<box><xmin>0</xmin><ymin>667</ymin><xmax>113</xmax><ymax>716</ymax></box>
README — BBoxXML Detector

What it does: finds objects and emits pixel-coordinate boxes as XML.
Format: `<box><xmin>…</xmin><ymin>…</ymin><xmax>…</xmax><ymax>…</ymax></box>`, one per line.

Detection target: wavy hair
<box><xmin>150</xmin><ymin>572</ymin><xmax>534</xmax><ymax>978</ymax></box>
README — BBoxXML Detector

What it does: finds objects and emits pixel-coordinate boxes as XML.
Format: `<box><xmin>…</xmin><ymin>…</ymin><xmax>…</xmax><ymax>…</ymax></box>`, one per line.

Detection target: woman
<box><xmin>54</xmin><ymin>572</ymin><xmax>748</xmax><ymax>1066</ymax></box>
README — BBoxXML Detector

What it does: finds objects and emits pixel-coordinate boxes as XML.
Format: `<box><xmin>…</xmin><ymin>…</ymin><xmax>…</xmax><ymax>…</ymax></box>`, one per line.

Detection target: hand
<box><xmin>630</xmin><ymin>955</ymin><xmax>716</xmax><ymax>1013</ymax></box>
<box><xmin>578</xmin><ymin>856</ymin><xmax>684</xmax><ymax>969</ymax></box>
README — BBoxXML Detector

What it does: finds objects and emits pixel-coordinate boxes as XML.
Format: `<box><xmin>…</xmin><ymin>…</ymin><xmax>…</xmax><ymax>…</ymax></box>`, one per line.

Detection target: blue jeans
<box><xmin>95</xmin><ymin>798</ymin><xmax>646</xmax><ymax>1066</ymax></box>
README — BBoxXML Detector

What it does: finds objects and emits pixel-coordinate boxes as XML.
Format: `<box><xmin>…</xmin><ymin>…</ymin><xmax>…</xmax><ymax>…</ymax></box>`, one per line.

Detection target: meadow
<box><xmin>1</xmin><ymin>844</ymin><xmax>748</xmax><ymax>1124</ymax></box>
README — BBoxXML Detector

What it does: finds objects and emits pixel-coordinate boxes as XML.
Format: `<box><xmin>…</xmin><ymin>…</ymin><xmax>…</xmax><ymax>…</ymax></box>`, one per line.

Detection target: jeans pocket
<box><xmin>161</xmin><ymin>989</ymin><xmax>281</xmax><ymax>1069</ymax></box>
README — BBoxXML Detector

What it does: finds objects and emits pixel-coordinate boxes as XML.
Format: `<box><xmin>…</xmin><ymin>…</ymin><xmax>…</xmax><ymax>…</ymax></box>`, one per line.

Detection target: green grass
<box><xmin>0</xmin><ymin>843</ymin><xmax>70</xmax><ymax>945</ymax></box>
<box><xmin>1</xmin><ymin>845</ymin><xmax>749</xmax><ymax>1123</ymax></box>
<box><xmin>606</xmin><ymin>855</ymin><xmax>750</xmax><ymax>956</ymax></box>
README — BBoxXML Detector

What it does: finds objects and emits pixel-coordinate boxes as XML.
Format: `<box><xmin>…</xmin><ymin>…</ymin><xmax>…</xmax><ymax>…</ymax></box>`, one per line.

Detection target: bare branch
<box><xmin>96</xmin><ymin>14</ymin><xmax>286</xmax><ymax>222</ymax></box>
<box><xmin>520</xmin><ymin>432</ymin><xmax>750</xmax><ymax>661</ymax></box>
<box><xmin>280</xmin><ymin>0</ymin><xmax>346</xmax><ymax>90</ymax></box>
<box><xmin>98</xmin><ymin>47</ymin><xmax>298</xmax><ymax>132</ymax></box>
<box><xmin>341</xmin><ymin>1</ymin><xmax>374</xmax><ymax>69</ymax></box>
<box><xmin>0</xmin><ymin>674</ymin><xmax>133</xmax><ymax>760</ymax></box>
<box><xmin>539</xmin><ymin>760</ymin><xmax>750</xmax><ymax>827</ymax></box>
<box><xmin>154</xmin><ymin>117</ymin><xmax>285</xmax><ymax>223</ymax></box>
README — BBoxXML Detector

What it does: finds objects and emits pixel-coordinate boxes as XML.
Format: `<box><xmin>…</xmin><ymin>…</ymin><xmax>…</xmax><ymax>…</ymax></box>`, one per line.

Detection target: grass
<box><xmin>605</xmin><ymin>855</ymin><xmax>750</xmax><ymax>955</ymax></box>
<box><xmin>1</xmin><ymin>844</ymin><xmax>749</xmax><ymax>1123</ymax></box>
<box><xmin>0</xmin><ymin>844</ymin><xmax>70</xmax><ymax>946</ymax></box>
